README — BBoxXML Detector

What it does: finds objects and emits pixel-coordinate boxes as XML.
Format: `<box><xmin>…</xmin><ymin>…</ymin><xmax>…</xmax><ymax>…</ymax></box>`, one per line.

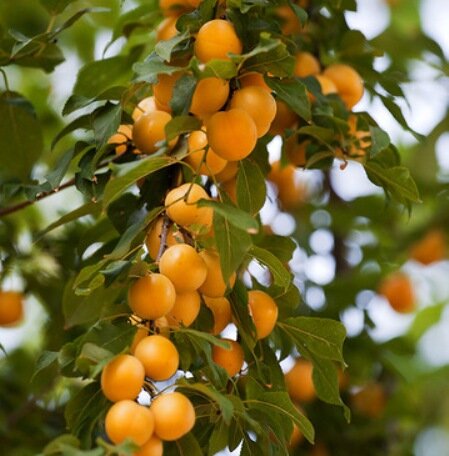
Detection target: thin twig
<box><xmin>156</xmin><ymin>214</ymin><xmax>171</xmax><ymax>262</ymax></box>
<box><xmin>0</xmin><ymin>178</ymin><xmax>76</xmax><ymax>218</ymax></box>
<box><xmin>0</xmin><ymin>69</ymin><xmax>10</xmax><ymax>92</ymax></box>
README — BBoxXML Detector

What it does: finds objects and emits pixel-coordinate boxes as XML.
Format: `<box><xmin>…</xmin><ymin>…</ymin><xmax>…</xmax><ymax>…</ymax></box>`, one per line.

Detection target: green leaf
<box><xmin>75</xmin><ymin>342</ymin><xmax>114</xmax><ymax>377</ymax></box>
<box><xmin>133</xmin><ymin>53</ymin><xmax>183</xmax><ymax>83</ymax></box>
<box><xmin>236</xmin><ymin>159</ymin><xmax>266</xmax><ymax>215</ymax></box>
<box><xmin>0</xmin><ymin>92</ymin><xmax>43</xmax><ymax>181</ymax></box>
<box><xmin>103</xmin><ymin>156</ymin><xmax>175</xmax><ymax>207</ymax></box>
<box><xmin>289</xmin><ymin>2</ymin><xmax>308</xmax><ymax>26</ymax></box>
<box><xmin>364</xmin><ymin>161</ymin><xmax>421</xmax><ymax>205</ymax></box>
<box><xmin>379</xmin><ymin>94</ymin><xmax>424</xmax><ymax>141</ymax></box>
<box><xmin>63</xmin><ymin>277</ymin><xmax>122</xmax><ymax>328</ymax></box>
<box><xmin>52</xmin><ymin>114</ymin><xmax>91</xmax><ymax>149</ymax></box>
<box><xmin>407</xmin><ymin>303</ymin><xmax>445</xmax><ymax>342</ymax></box>
<box><xmin>270</xmin><ymin>282</ymin><xmax>302</xmax><ymax>319</ymax></box>
<box><xmin>170</xmin><ymin>75</ymin><xmax>197</xmax><ymax>117</ymax></box>
<box><xmin>298</xmin><ymin>125</ymin><xmax>334</xmax><ymax>146</ymax></box>
<box><xmin>248</xmin><ymin>246</ymin><xmax>291</xmax><ymax>290</ymax></box>
<box><xmin>65</xmin><ymin>382</ymin><xmax>108</xmax><ymax>447</ymax></box>
<box><xmin>208</xmin><ymin>420</ymin><xmax>229</xmax><ymax>456</ymax></box>
<box><xmin>256</xmin><ymin>234</ymin><xmax>296</xmax><ymax>263</ymax></box>
<box><xmin>155</xmin><ymin>31</ymin><xmax>190</xmax><ymax>61</ymax></box>
<box><xmin>198</xmin><ymin>59</ymin><xmax>238</xmax><ymax>79</ymax></box>
<box><xmin>38</xmin><ymin>201</ymin><xmax>101</xmax><ymax>238</ymax></box>
<box><xmin>53</xmin><ymin>8</ymin><xmax>109</xmax><ymax>37</ymax></box>
<box><xmin>246</xmin><ymin>392</ymin><xmax>315</xmax><ymax>444</ymax></box>
<box><xmin>108</xmin><ymin>6</ymin><xmax>160</xmax><ymax>48</ymax></box>
<box><xmin>177</xmin><ymin>381</ymin><xmax>234</xmax><ymax>424</ymax></box>
<box><xmin>105</xmin><ymin>207</ymin><xmax>161</xmax><ymax>260</ymax></box>
<box><xmin>230</xmin><ymin>281</ymin><xmax>257</xmax><ymax>349</ymax></box>
<box><xmin>39</xmin><ymin>0</ymin><xmax>73</xmax><ymax>14</ymax></box>
<box><xmin>310</xmin><ymin>356</ymin><xmax>350</xmax><ymax>421</ymax></box>
<box><xmin>266</xmin><ymin>77</ymin><xmax>311</xmax><ymax>121</ymax></box>
<box><xmin>31</xmin><ymin>350</ymin><xmax>59</xmax><ymax>383</ymax></box>
<box><xmin>177</xmin><ymin>328</ymin><xmax>231</xmax><ymax>349</ymax></box>
<box><xmin>73</xmin><ymin>260</ymin><xmax>109</xmax><ymax>294</ymax></box>
<box><xmin>213</xmin><ymin>211</ymin><xmax>253</xmax><ymax>285</ymax></box>
<box><xmin>165</xmin><ymin>115</ymin><xmax>202</xmax><ymax>141</ymax></box>
<box><xmin>165</xmin><ymin>433</ymin><xmax>203</xmax><ymax>456</ymax></box>
<box><xmin>198</xmin><ymin>199</ymin><xmax>259</xmax><ymax>234</ymax></box>
<box><xmin>92</xmin><ymin>103</ymin><xmax>122</xmax><ymax>148</ymax></box>
<box><xmin>279</xmin><ymin>317</ymin><xmax>347</xmax><ymax>363</ymax></box>
<box><xmin>63</xmin><ymin>86</ymin><xmax>125</xmax><ymax>116</ymax></box>
<box><xmin>369</xmin><ymin>126</ymin><xmax>390</xmax><ymax>157</ymax></box>
<box><xmin>236</xmin><ymin>33</ymin><xmax>295</xmax><ymax>78</ymax></box>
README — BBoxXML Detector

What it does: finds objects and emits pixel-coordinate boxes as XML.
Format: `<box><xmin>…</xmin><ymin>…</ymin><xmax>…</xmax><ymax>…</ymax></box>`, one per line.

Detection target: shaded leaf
<box><xmin>0</xmin><ymin>92</ymin><xmax>43</xmax><ymax>181</ymax></box>
<box><xmin>236</xmin><ymin>158</ymin><xmax>266</xmax><ymax>215</ymax></box>
<box><xmin>103</xmin><ymin>156</ymin><xmax>175</xmax><ymax>207</ymax></box>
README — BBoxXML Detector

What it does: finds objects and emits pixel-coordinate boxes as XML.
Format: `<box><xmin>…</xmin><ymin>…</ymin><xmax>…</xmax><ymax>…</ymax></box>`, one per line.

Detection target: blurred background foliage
<box><xmin>0</xmin><ymin>0</ymin><xmax>448</xmax><ymax>455</ymax></box>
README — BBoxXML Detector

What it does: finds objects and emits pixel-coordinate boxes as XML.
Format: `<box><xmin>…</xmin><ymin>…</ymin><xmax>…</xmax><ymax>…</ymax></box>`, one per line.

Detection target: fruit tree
<box><xmin>1</xmin><ymin>0</ymin><xmax>448</xmax><ymax>455</ymax></box>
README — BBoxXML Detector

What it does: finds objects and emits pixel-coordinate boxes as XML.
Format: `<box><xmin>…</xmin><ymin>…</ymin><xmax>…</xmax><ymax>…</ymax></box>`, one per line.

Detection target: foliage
<box><xmin>0</xmin><ymin>0</ymin><xmax>448</xmax><ymax>455</ymax></box>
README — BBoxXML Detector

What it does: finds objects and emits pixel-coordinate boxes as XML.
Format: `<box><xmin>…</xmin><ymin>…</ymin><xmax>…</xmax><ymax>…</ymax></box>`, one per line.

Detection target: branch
<box><xmin>155</xmin><ymin>214</ymin><xmax>172</xmax><ymax>262</ymax></box>
<box><xmin>0</xmin><ymin>155</ymin><xmax>122</xmax><ymax>219</ymax></box>
<box><xmin>0</xmin><ymin>178</ymin><xmax>76</xmax><ymax>218</ymax></box>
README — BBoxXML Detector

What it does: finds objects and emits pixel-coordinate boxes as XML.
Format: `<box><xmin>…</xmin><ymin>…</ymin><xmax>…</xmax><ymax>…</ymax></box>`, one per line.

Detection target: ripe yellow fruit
<box><xmin>212</xmin><ymin>339</ymin><xmax>244</xmax><ymax>376</ymax></box>
<box><xmin>128</xmin><ymin>274</ymin><xmax>176</xmax><ymax>320</ymax></box>
<box><xmin>132</xmin><ymin>97</ymin><xmax>158</xmax><ymax>122</ymax></box>
<box><xmin>189</xmin><ymin>78</ymin><xmax>230</xmax><ymax>118</ymax></box>
<box><xmin>276</xmin><ymin>5</ymin><xmax>302</xmax><ymax>35</ymax></box>
<box><xmin>186</xmin><ymin>130</ymin><xmax>227</xmax><ymax>176</ymax></box>
<box><xmin>294</xmin><ymin>52</ymin><xmax>320</xmax><ymax>78</ymax></box>
<box><xmin>207</xmin><ymin>109</ymin><xmax>258</xmax><ymax>161</ymax></box>
<box><xmin>145</xmin><ymin>217</ymin><xmax>182</xmax><ymax>260</ymax></box>
<box><xmin>285</xmin><ymin>135</ymin><xmax>308</xmax><ymax>167</ymax></box>
<box><xmin>159</xmin><ymin>0</ymin><xmax>189</xmax><ymax>17</ymax></box>
<box><xmin>165</xmin><ymin>183</ymin><xmax>213</xmax><ymax>230</ymax></box>
<box><xmin>215</xmin><ymin>160</ymin><xmax>239</xmax><ymax>183</ymax></box>
<box><xmin>289</xmin><ymin>423</ymin><xmax>304</xmax><ymax>448</ymax></box>
<box><xmin>285</xmin><ymin>359</ymin><xmax>316</xmax><ymax>402</ymax></box>
<box><xmin>156</xmin><ymin>17</ymin><xmax>178</xmax><ymax>42</ymax></box>
<box><xmin>130</xmin><ymin>327</ymin><xmax>149</xmax><ymax>354</ymax></box>
<box><xmin>108</xmin><ymin>124</ymin><xmax>136</xmax><ymax>156</ymax></box>
<box><xmin>230</xmin><ymin>86</ymin><xmax>277</xmax><ymax>137</ymax></box>
<box><xmin>159</xmin><ymin>244</ymin><xmax>207</xmax><ymax>292</ymax></box>
<box><xmin>101</xmin><ymin>354</ymin><xmax>145</xmax><ymax>402</ymax></box>
<box><xmin>378</xmin><ymin>272</ymin><xmax>415</xmax><ymax>313</ymax></box>
<box><xmin>0</xmin><ymin>291</ymin><xmax>23</xmax><ymax>326</ymax></box>
<box><xmin>203</xmin><ymin>296</ymin><xmax>232</xmax><ymax>335</ymax></box>
<box><xmin>166</xmin><ymin>291</ymin><xmax>201</xmax><ymax>327</ymax></box>
<box><xmin>133</xmin><ymin>111</ymin><xmax>177</xmax><ymax>155</ymax></box>
<box><xmin>315</xmin><ymin>74</ymin><xmax>338</xmax><ymax>96</ymax></box>
<box><xmin>270</xmin><ymin>100</ymin><xmax>298</xmax><ymax>136</ymax></box>
<box><xmin>409</xmin><ymin>229</ymin><xmax>446</xmax><ymax>265</ymax></box>
<box><xmin>247</xmin><ymin>290</ymin><xmax>278</xmax><ymax>339</ymax></box>
<box><xmin>151</xmin><ymin>392</ymin><xmax>196</xmax><ymax>441</ymax></box>
<box><xmin>105</xmin><ymin>400</ymin><xmax>154</xmax><ymax>445</ymax></box>
<box><xmin>239</xmin><ymin>72</ymin><xmax>271</xmax><ymax>92</ymax></box>
<box><xmin>199</xmin><ymin>250</ymin><xmax>236</xmax><ymax>298</ymax></box>
<box><xmin>268</xmin><ymin>161</ymin><xmax>305</xmax><ymax>210</ymax></box>
<box><xmin>220</xmin><ymin>178</ymin><xmax>237</xmax><ymax>204</ymax></box>
<box><xmin>323</xmin><ymin>63</ymin><xmax>364</xmax><ymax>108</ymax></box>
<box><xmin>154</xmin><ymin>316</ymin><xmax>170</xmax><ymax>337</ymax></box>
<box><xmin>134</xmin><ymin>335</ymin><xmax>179</xmax><ymax>381</ymax></box>
<box><xmin>153</xmin><ymin>72</ymin><xmax>182</xmax><ymax>112</ymax></box>
<box><xmin>134</xmin><ymin>435</ymin><xmax>164</xmax><ymax>456</ymax></box>
<box><xmin>195</xmin><ymin>19</ymin><xmax>242</xmax><ymax>62</ymax></box>
<box><xmin>309</xmin><ymin>443</ymin><xmax>330</xmax><ymax>456</ymax></box>
<box><xmin>350</xmin><ymin>383</ymin><xmax>386</xmax><ymax>418</ymax></box>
